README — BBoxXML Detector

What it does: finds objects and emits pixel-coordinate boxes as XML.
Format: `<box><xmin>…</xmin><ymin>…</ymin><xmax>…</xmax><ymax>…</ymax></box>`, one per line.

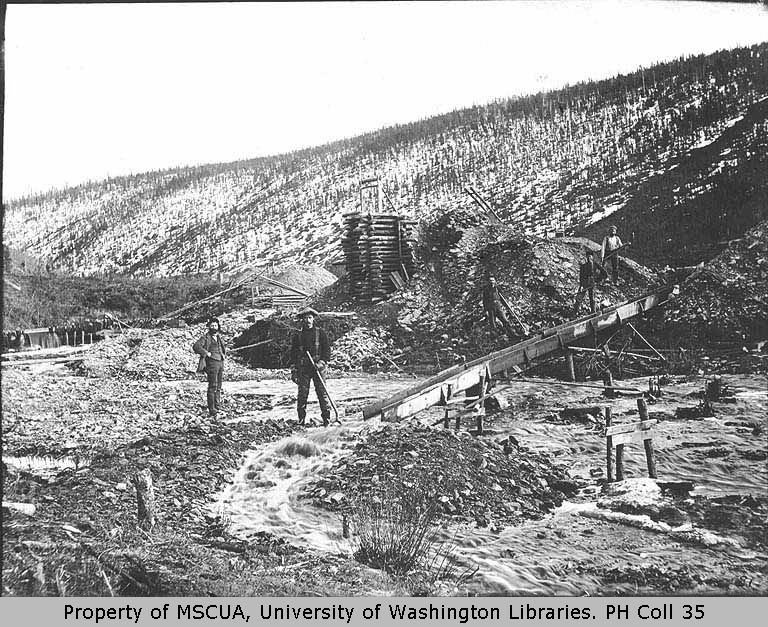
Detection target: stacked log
<box><xmin>341</xmin><ymin>213</ymin><xmax>417</xmax><ymax>302</ymax></box>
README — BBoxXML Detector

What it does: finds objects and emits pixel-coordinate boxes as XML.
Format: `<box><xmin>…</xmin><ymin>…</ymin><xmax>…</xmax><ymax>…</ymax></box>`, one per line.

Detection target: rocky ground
<box><xmin>306</xmin><ymin>219</ymin><xmax>767</xmax><ymax>376</ymax></box>
<box><xmin>666</xmin><ymin>218</ymin><xmax>768</xmax><ymax>344</ymax></box>
<box><xmin>3</xmin><ymin>353</ymin><xmax>767</xmax><ymax>596</ymax></box>
<box><xmin>2</xmin><ymin>361</ymin><xmax>400</xmax><ymax>596</ymax></box>
<box><xmin>305</xmin><ymin>425</ymin><xmax>578</xmax><ymax>528</ymax></box>
<box><xmin>2</xmin><ymin>227</ymin><xmax>767</xmax><ymax>596</ymax></box>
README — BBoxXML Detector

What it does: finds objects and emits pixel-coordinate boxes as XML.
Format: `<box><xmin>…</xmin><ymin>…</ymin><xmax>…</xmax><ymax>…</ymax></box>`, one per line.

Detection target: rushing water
<box><xmin>216</xmin><ymin>375</ymin><xmax>768</xmax><ymax>594</ymax></box>
<box><xmin>4</xmin><ymin>454</ymin><xmax>83</xmax><ymax>477</ymax></box>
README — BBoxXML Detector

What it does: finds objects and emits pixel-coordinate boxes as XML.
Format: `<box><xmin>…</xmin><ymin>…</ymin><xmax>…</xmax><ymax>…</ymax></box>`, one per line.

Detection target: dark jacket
<box><xmin>579</xmin><ymin>259</ymin><xmax>607</xmax><ymax>288</ymax></box>
<box><xmin>482</xmin><ymin>285</ymin><xmax>498</xmax><ymax>312</ymax></box>
<box><xmin>290</xmin><ymin>327</ymin><xmax>330</xmax><ymax>367</ymax></box>
<box><xmin>193</xmin><ymin>332</ymin><xmax>226</xmax><ymax>373</ymax></box>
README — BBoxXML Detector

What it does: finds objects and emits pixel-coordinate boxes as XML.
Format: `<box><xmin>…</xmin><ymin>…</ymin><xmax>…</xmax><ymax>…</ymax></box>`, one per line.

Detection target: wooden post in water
<box><xmin>637</xmin><ymin>398</ymin><xmax>657</xmax><ymax>479</ymax></box>
<box><xmin>605</xmin><ymin>406</ymin><xmax>614</xmax><ymax>482</ymax></box>
<box><xmin>603</xmin><ymin>370</ymin><xmax>615</xmax><ymax>398</ymax></box>
<box><xmin>566</xmin><ymin>350</ymin><xmax>576</xmax><ymax>382</ymax></box>
<box><xmin>443</xmin><ymin>387</ymin><xmax>451</xmax><ymax>429</ymax></box>
<box><xmin>476</xmin><ymin>374</ymin><xmax>486</xmax><ymax>436</ymax></box>
<box><xmin>615</xmin><ymin>442</ymin><xmax>625</xmax><ymax>481</ymax></box>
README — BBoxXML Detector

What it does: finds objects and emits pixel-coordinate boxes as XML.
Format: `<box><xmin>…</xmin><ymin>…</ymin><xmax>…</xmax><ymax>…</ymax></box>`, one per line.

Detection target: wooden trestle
<box><xmin>362</xmin><ymin>286</ymin><xmax>676</xmax><ymax>422</ymax></box>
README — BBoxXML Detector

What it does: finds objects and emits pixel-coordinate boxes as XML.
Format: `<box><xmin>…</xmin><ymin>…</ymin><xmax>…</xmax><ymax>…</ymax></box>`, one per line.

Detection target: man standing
<box><xmin>193</xmin><ymin>317</ymin><xmax>226</xmax><ymax>417</ymax></box>
<box><xmin>601</xmin><ymin>225</ymin><xmax>623</xmax><ymax>283</ymax></box>
<box><xmin>574</xmin><ymin>250</ymin><xmax>607</xmax><ymax>315</ymax></box>
<box><xmin>481</xmin><ymin>277</ymin><xmax>516</xmax><ymax>340</ymax></box>
<box><xmin>290</xmin><ymin>307</ymin><xmax>331</xmax><ymax>426</ymax></box>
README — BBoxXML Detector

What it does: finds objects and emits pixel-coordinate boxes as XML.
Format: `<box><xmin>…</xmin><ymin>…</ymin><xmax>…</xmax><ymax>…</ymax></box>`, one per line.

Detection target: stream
<box><xmin>216</xmin><ymin>374</ymin><xmax>768</xmax><ymax>594</ymax></box>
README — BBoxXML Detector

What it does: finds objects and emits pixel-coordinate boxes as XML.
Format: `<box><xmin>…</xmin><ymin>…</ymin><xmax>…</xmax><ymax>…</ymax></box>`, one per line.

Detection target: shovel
<box><xmin>305</xmin><ymin>351</ymin><xmax>341</xmax><ymax>425</ymax></box>
<box><xmin>497</xmin><ymin>290</ymin><xmax>530</xmax><ymax>336</ymax></box>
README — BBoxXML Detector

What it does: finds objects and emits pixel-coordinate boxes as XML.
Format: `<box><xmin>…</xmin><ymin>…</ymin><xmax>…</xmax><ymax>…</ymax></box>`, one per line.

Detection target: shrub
<box><xmin>347</xmin><ymin>476</ymin><xmax>473</xmax><ymax>592</ymax></box>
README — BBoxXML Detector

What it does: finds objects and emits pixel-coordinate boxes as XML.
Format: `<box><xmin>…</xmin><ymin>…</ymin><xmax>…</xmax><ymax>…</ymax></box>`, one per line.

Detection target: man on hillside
<box><xmin>574</xmin><ymin>250</ymin><xmax>607</xmax><ymax>316</ymax></box>
<box><xmin>193</xmin><ymin>317</ymin><xmax>226</xmax><ymax>417</ymax></box>
<box><xmin>601</xmin><ymin>225</ymin><xmax>623</xmax><ymax>283</ymax></box>
<box><xmin>481</xmin><ymin>277</ymin><xmax>516</xmax><ymax>340</ymax></box>
<box><xmin>290</xmin><ymin>307</ymin><xmax>331</xmax><ymax>426</ymax></box>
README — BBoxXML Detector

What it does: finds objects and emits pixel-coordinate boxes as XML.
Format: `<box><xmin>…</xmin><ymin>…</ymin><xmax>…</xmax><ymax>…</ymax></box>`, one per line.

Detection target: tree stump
<box><xmin>133</xmin><ymin>469</ymin><xmax>156</xmax><ymax>530</ymax></box>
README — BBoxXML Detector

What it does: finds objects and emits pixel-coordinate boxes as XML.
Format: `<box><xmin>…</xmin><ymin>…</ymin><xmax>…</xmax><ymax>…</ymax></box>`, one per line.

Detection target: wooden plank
<box><xmin>510</xmin><ymin>377</ymin><xmax>643</xmax><ymax>393</ymax></box>
<box><xmin>2</xmin><ymin>356</ymin><xmax>84</xmax><ymax>366</ymax></box>
<box><xmin>263</xmin><ymin>277</ymin><xmax>310</xmax><ymax>297</ymax></box>
<box><xmin>605</xmin><ymin>407</ymin><xmax>614</xmax><ymax>482</ymax></box>
<box><xmin>362</xmin><ymin>287</ymin><xmax>674</xmax><ymax>420</ymax></box>
<box><xmin>612</xmin><ymin>430</ymin><xmax>653</xmax><ymax>446</ymax></box>
<box><xmin>605</xmin><ymin>419</ymin><xmax>657</xmax><ymax>436</ymax></box>
<box><xmin>389</xmin><ymin>271</ymin><xmax>405</xmax><ymax>290</ymax></box>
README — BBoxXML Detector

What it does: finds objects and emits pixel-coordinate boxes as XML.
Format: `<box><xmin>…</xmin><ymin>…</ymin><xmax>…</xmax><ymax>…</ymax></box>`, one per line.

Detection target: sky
<box><xmin>3</xmin><ymin>1</ymin><xmax>768</xmax><ymax>200</ymax></box>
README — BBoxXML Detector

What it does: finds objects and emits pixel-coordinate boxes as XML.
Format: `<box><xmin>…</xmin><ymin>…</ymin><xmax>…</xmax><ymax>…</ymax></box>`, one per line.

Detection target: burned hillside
<box><xmin>6</xmin><ymin>44</ymin><xmax>768</xmax><ymax>277</ymax></box>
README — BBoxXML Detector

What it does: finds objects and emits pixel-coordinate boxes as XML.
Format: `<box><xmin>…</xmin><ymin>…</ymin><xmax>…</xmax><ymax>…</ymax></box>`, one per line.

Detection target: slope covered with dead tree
<box><xmin>5</xmin><ymin>44</ymin><xmax>767</xmax><ymax>276</ymax></box>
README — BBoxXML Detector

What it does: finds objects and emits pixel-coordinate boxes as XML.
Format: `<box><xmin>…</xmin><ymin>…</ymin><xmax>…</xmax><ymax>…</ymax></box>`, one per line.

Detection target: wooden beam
<box><xmin>567</xmin><ymin>346</ymin><xmax>658</xmax><ymax>361</ymax></box>
<box><xmin>229</xmin><ymin>339</ymin><xmax>274</xmax><ymax>353</ymax></box>
<box><xmin>605</xmin><ymin>419</ymin><xmax>657</xmax><ymax>436</ymax></box>
<box><xmin>511</xmin><ymin>377</ymin><xmax>644</xmax><ymax>393</ymax></box>
<box><xmin>262</xmin><ymin>277</ymin><xmax>310</xmax><ymax>297</ymax></box>
<box><xmin>627</xmin><ymin>322</ymin><xmax>666</xmax><ymax>362</ymax></box>
<box><xmin>1</xmin><ymin>356</ymin><xmax>84</xmax><ymax>366</ymax></box>
<box><xmin>362</xmin><ymin>287</ymin><xmax>674</xmax><ymax>420</ymax></box>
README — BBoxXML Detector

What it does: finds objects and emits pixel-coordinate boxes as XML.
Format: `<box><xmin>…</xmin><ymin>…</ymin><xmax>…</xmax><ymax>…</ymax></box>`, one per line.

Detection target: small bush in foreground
<box><xmin>347</xmin><ymin>476</ymin><xmax>475</xmax><ymax>592</ymax></box>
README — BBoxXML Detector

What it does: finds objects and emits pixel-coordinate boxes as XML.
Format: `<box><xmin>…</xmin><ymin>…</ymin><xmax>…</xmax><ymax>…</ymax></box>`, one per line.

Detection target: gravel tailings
<box><xmin>306</xmin><ymin>424</ymin><xmax>579</xmax><ymax>528</ymax></box>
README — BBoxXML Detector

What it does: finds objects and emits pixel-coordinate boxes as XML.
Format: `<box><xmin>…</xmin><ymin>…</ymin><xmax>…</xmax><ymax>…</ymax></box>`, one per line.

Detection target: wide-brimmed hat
<box><xmin>297</xmin><ymin>307</ymin><xmax>319</xmax><ymax>318</ymax></box>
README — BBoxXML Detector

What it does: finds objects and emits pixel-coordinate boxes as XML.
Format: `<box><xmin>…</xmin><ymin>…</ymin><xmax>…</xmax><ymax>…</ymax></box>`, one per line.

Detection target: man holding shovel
<box><xmin>290</xmin><ymin>307</ymin><xmax>332</xmax><ymax>426</ymax></box>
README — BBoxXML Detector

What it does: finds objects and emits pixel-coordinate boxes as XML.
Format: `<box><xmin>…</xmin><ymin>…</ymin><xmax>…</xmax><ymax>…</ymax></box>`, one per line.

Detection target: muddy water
<box><xmin>486</xmin><ymin>376</ymin><xmax>768</xmax><ymax>496</ymax></box>
<box><xmin>218</xmin><ymin>424</ymin><xmax>363</xmax><ymax>552</ymax></box>
<box><xmin>216</xmin><ymin>374</ymin><xmax>768</xmax><ymax>594</ymax></box>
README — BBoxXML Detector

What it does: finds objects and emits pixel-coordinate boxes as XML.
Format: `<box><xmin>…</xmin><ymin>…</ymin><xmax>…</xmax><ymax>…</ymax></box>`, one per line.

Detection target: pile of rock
<box><xmin>305</xmin><ymin>424</ymin><xmax>577</xmax><ymax>528</ymax></box>
<box><xmin>75</xmin><ymin>324</ymin><xmax>260</xmax><ymax>381</ymax></box>
<box><xmin>379</xmin><ymin>233</ymin><xmax>661</xmax><ymax>370</ymax></box>
<box><xmin>666</xmin><ymin>219</ymin><xmax>768</xmax><ymax>343</ymax></box>
<box><xmin>329</xmin><ymin>326</ymin><xmax>395</xmax><ymax>372</ymax></box>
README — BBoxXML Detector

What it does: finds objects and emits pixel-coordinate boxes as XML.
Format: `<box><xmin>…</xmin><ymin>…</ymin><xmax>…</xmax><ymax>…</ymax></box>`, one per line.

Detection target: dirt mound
<box><xmin>309</xmin><ymin>219</ymin><xmax>663</xmax><ymax>373</ymax></box>
<box><xmin>232</xmin><ymin>314</ymin><xmax>397</xmax><ymax>372</ymax></box>
<box><xmin>232</xmin><ymin>315</ymin><xmax>354</xmax><ymax>370</ymax></box>
<box><xmin>666</xmin><ymin>219</ymin><xmax>768</xmax><ymax>343</ymax></box>
<box><xmin>265</xmin><ymin>265</ymin><xmax>337</xmax><ymax>295</ymax></box>
<box><xmin>305</xmin><ymin>424</ymin><xmax>577</xmax><ymax>528</ymax></box>
<box><xmin>379</xmin><ymin>232</ymin><xmax>661</xmax><ymax>370</ymax></box>
<box><xmin>75</xmin><ymin>323</ymin><xmax>260</xmax><ymax>382</ymax></box>
<box><xmin>329</xmin><ymin>326</ymin><xmax>395</xmax><ymax>372</ymax></box>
